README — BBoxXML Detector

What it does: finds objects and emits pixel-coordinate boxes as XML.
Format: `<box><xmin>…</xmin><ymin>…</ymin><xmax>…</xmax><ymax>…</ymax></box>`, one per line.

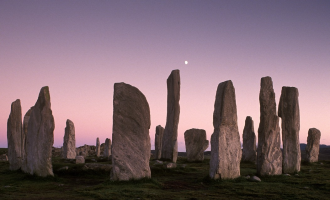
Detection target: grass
<box><xmin>1</xmin><ymin>152</ymin><xmax>330</xmax><ymax>199</ymax></box>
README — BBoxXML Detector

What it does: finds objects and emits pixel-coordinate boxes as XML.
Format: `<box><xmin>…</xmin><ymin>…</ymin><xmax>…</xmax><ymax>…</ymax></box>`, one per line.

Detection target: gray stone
<box><xmin>75</xmin><ymin>156</ymin><xmax>85</xmax><ymax>164</ymax></box>
<box><xmin>7</xmin><ymin>99</ymin><xmax>22</xmax><ymax>170</ymax></box>
<box><xmin>249</xmin><ymin>176</ymin><xmax>261</xmax><ymax>182</ymax></box>
<box><xmin>83</xmin><ymin>163</ymin><xmax>112</xmax><ymax>171</ymax></box>
<box><xmin>0</xmin><ymin>154</ymin><xmax>8</xmax><ymax>162</ymax></box>
<box><xmin>111</xmin><ymin>82</ymin><xmax>151</xmax><ymax>181</ymax></box>
<box><xmin>63</xmin><ymin>119</ymin><xmax>76</xmax><ymax>159</ymax></box>
<box><xmin>164</xmin><ymin>162</ymin><xmax>177</xmax><ymax>169</ymax></box>
<box><xmin>278</xmin><ymin>87</ymin><xmax>301</xmax><ymax>173</ymax></box>
<box><xmin>242</xmin><ymin>116</ymin><xmax>256</xmax><ymax>163</ymax></box>
<box><xmin>155</xmin><ymin>125</ymin><xmax>164</xmax><ymax>160</ymax></box>
<box><xmin>58</xmin><ymin>166</ymin><xmax>69</xmax><ymax>171</ymax></box>
<box><xmin>209</xmin><ymin>80</ymin><xmax>241</xmax><ymax>179</ymax></box>
<box><xmin>21</xmin><ymin>107</ymin><xmax>33</xmax><ymax>171</ymax></box>
<box><xmin>306</xmin><ymin>128</ymin><xmax>321</xmax><ymax>163</ymax></box>
<box><xmin>184</xmin><ymin>128</ymin><xmax>209</xmax><ymax>162</ymax></box>
<box><xmin>103</xmin><ymin>138</ymin><xmax>111</xmax><ymax>160</ymax></box>
<box><xmin>161</xmin><ymin>70</ymin><xmax>180</xmax><ymax>163</ymax></box>
<box><xmin>257</xmin><ymin>77</ymin><xmax>282</xmax><ymax>176</ymax></box>
<box><xmin>23</xmin><ymin>86</ymin><xmax>55</xmax><ymax>177</ymax></box>
<box><xmin>153</xmin><ymin>160</ymin><xmax>164</xmax><ymax>166</ymax></box>
<box><xmin>96</xmin><ymin>137</ymin><xmax>100</xmax><ymax>157</ymax></box>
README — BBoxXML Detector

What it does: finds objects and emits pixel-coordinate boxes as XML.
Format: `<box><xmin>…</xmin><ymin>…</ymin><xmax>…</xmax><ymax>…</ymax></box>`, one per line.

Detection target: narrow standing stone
<box><xmin>111</xmin><ymin>82</ymin><xmax>151</xmax><ymax>181</ymax></box>
<box><xmin>104</xmin><ymin>138</ymin><xmax>112</xmax><ymax>160</ymax></box>
<box><xmin>306</xmin><ymin>128</ymin><xmax>321</xmax><ymax>163</ymax></box>
<box><xmin>21</xmin><ymin>107</ymin><xmax>33</xmax><ymax>172</ymax></box>
<box><xmin>63</xmin><ymin>119</ymin><xmax>76</xmax><ymax>159</ymax></box>
<box><xmin>242</xmin><ymin>116</ymin><xmax>256</xmax><ymax>163</ymax></box>
<box><xmin>278</xmin><ymin>87</ymin><xmax>301</xmax><ymax>173</ymax></box>
<box><xmin>23</xmin><ymin>86</ymin><xmax>55</xmax><ymax>177</ymax></box>
<box><xmin>7</xmin><ymin>99</ymin><xmax>22</xmax><ymax>170</ymax></box>
<box><xmin>96</xmin><ymin>137</ymin><xmax>100</xmax><ymax>157</ymax></box>
<box><xmin>161</xmin><ymin>70</ymin><xmax>180</xmax><ymax>163</ymax></box>
<box><xmin>257</xmin><ymin>77</ymin><xmax>282</xmax><ymax>176</ymax></box>
<box><xmin>184</xmin><ymin>128</ymin><xmax>209</xmax><ymax>162</ymax></box>
<box><xmin>155</xmin><ymin>125</ymin><xmax>164</xmax><ymax>160</ymax></box>
<box><xmin>209</xmin><ymin>80</ymin><xmax>241</xmax><ymax>179</ymax></box>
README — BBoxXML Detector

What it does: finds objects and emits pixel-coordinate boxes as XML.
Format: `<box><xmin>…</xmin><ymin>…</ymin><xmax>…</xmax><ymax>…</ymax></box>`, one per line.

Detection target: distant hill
<box><xmin>300</xmin><ymin>143</ymin><xmax>329</xmax><ymax>151</ymax></box>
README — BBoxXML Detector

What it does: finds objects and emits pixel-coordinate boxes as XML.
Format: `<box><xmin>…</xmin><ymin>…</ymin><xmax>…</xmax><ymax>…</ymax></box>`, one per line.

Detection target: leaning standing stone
<box><xmin>184</xmin><ymin>129</ymin><xmax>209</xmax><ymax>162</ymax></box>
<box><xmin>161</xmin><ymin>70</ymin><xmax>180</xmax><ymax>163</ymax></box>
<box><xmin>7</xmin><ymin>99</ymin><xmax>22</xmax><ymax>170</ymax></box>
<box><xmin>278</xmin><ymin>87</ymin><xmax>301</xmax><ymax>173</ymax></box>
<box><xmin>306</xmin><ymin>128</ymin><xmax>321</xmax><ymax>163</ymax></box>
<box><xmin>155</xmin><ymin>125</ymin><xmax>164</xmax><ymax>160</ymax></box>
<box><xmin>111</xmin><ymin>82</ymin><xmax>151</xmax><ymax>181</ymax></box>
<box><xmin>96</xmin><ymin>137</ymin><xmax>100</xmax><ymax>157</ymax></box>
<box><xmin>242</xmin><ymin>116</ymin><xmax>256</xmax><ymax>163</ymax></box>
<box><xmin>209</xmin><ymin>80</ymin><xmax>241</xmax><ymax>179</ymax></box>
<box><xmin>63</xmin><ymin>119</ymin><xmax>76</xmax><ymax>159</ymax></box>
<box><xmin>103</xmin><ymin>138</ymin><xmax>112</xmax><ymax>160</ymax></box>
<box><xmin>257</xmin><ymin>77</ymin><xmax>282</xmax><ymax>176</ymax></box>
<box><xmin>23</xmin><ymin>86</ymin><xmax>55</xmax><ymax>177</ymax></box>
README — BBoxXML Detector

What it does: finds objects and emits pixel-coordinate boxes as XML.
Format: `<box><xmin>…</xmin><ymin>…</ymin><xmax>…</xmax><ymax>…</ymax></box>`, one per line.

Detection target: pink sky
<box><xmin>1</xmin><ymin>1</ymin><xmax>329</xmax><ymax>151</ymax></box>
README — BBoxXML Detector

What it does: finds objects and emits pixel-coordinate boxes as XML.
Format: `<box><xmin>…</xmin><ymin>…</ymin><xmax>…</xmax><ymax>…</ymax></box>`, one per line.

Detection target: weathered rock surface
<box><xmin>161</xmin><ymin>70</ymin><xmax>180</xmax><ymax>163</ymax></box>
<box><xmin>23</xmin><ymin>86</ymin><xmax>55</xmax><ymax>177</ymax></box>
<box><xmin>278</xmin><ymin>87</ymin><xmax>301</xmax><ymax>173</ymax></box>
<box><xmin>111</xmin><ymin>82</ymin><xmax>151</xmax><ymax>181</ymax></box>
<box><xmin>103</xmin><ymin>138</ymin><xmax>111</xmax><ymax>160</ymax></box>
<box><xmin>257</xmin><ymin>77</ymin><xmax>282</xmax><ymax>176</ymax></box>
<box><xmin>242</xmin><ymin>116</ymin><xmax>256</xmax><ymax>163</ymax></box>
<box><xmin>306</xmin><ymin>128</ymin><xmax>321</xmax><ymax>163</ymax></box>
<box><xmin>7</xmin><ymin>99</ymin><xmax>23</xmax><ymax>170</ymax></box>
<box><xmin>63</xmin><ymin>119</ymin><xmax>76</xmax><ymax>159</ymax></box>
<box><xmin>184</xmin><ymin>128</ymin><xmax>209</xmax><ymax>162</ymax></box>
<box><xmin>21</xmin><ymin>107</ymin><xmax>33</xmax><ymax>171</ymax></box>
<box><xmin>96</xmin><ymin>137</ymin><xmax>100</xmax><ymax>157</ymax></box>
<box><xmin>0</xmin><ymin>154</ymin><xmax>8</xmax><ymax>162</ymax></box>
<box><xmin>75</xmin><ymin>156</ymin><xmax>85</xmax><ymax>164</ymax></box>
<box><xmin>155</xmin><ymin>125</ymin><xmax>164</xmax><ymax>160</ymax></box>
<box><xmin>209</xmin><ymin>80</ymin><xmax>241</xmax><ymax>179</ymax></box>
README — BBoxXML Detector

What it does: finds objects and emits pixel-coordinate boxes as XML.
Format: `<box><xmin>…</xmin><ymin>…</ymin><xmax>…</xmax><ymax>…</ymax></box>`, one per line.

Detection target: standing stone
<box><xmin>104</xmin><ymin>138</ymin><xmax>112</xmax><ymax>160</ymax></box>
<box><xmin>155</xmin><ymin>125</ymin><xmax>164</xmax><ymax>160</ymax></box>
<box><xmin>96</xmin><ymin>137</ymin><xmax>100</xmax><ymax>157</ymax></box>
<box><xmin>184</xmin><ymin>128</ymin><xmax>209</xmax><ymax>162</ymax></box>
<box><xmin>257</xmin><ymin>77</ymin><xmax>282</xmax><ymax>176</ymax></box>
<box><xmin>21</xmin><ymin>107</ymin><xmax>33</xmax><ymax>172</ymax></box>
<box><xmin>161</xmin><ymin>70</ymin><xmax>180</xmax><ymax>163</ymax></box>
<box><xmin>209</xmin><ymin>80</ymin><xmax>241</xmax><ymax>179</ymax></box>
<box><xmin>111</xmin><ymin>82</ymin><xmax>151</xmax><ymax>181</ymax></box>
<box><xmin>306</xmin><ymin>128</ymin><xmax>321</xmax><ymax>163</ymax></box>
<box><xmin>63</xmin><ymin>119</ymin><xmax>76</xmax><ymax>159</ymax></box>
<box><xmin>242</xmin><ymin>116</ymin><xmax>256</xmax><ymax>163</ymax></box>
<box><xmin>278</xmin><ymin>87</ymin><xmax>301</xmax><ymax>173</ymax></box>
<box><xmin>23</xmin><ymin>86</ymin><xmax>55</xmax><ymax>177</ymax></box>
<box><xmin>7</xmin><ymin>99</ymin><xmax>22</xmax><ymax>170</ymax></box>
<box><xmin>75</xmin><ymin>156</ymin><xmax>85</xmax><ymax>164</ymax></box>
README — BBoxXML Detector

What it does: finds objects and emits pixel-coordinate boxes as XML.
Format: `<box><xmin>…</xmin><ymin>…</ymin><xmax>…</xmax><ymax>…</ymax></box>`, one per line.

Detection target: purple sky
<box><xmin>1</xmin><ymin>1</ymin><xmax>329</xmax><ymax>151</ymax></box>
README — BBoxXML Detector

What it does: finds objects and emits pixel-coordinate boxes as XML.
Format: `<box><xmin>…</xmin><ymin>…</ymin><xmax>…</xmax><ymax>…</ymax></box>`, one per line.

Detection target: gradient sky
<box><xmin>1</xmin><ymin>0</ymin><xmax>329</xmax><ymax>152</ymax></box>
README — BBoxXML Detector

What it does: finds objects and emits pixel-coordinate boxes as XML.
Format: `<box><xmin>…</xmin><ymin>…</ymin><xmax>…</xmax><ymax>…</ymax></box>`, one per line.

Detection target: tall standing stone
<box><xmin>209</xmin><ymin>80</ymin><xmax>241</xmax><ymax>179</ymax></box>
<box><xmin>242</xmin><ymin>116</ymin><xmax>256</xmax><ymax>163</ymax></box>
<box><xmin>104</xmin><ymin>138</ymin><xmax>112</xmax><ymax>160</ymax></box>
<box><xmin>111</xmin><ymin>82</ymin><xmax>151</xmax><ymax>181</ymax></box>
<box><xmin>184</xmin><ymin>129</ymin><xmax>209</xmax><ymax>162</ymax></box>
<box><xmin>161</xmin><ymin>70</ymin><xmax>180</xmax><ymax>163</ymax></box>
<box><xmin>306</xmin><ymin>128</ymin><xmax>321</xmax><ymax>163</ymax></box>
<box><xmin>21</xmin><ymin>107</ymin><xmax>33</xmax><ymax>171</ymax></box>
<box><xmin>257</xmin><ymin>77</ymin><xmax>282</xmax><ymax>176</ymax></box>
<box><xmin>96</xmin><ymin>137</ymin><xmax>100</xmax><ymax>157</ymax></box>
<box><xmin>7</xmin><ymin>99</ymin><xmax>22</xmax><ymax>170</ymax></box>
<box><xmin>63</xmin><ymin>119</ymin><xmax>76</xmax><ymax>159</ymax></box>
<box><xmin>23</xmin><ymin>86</ymin><xmax>55</xmax><ymax>177</ymax></box>
<box><xmin>278</xmin><ymin>87</ymin><xmax>301</xmax><ymax>173</ymax></box>
<box><xmin>155</xmin><ymin>125</ymin><xmax>164</xmax><ymax>160</ymax></box>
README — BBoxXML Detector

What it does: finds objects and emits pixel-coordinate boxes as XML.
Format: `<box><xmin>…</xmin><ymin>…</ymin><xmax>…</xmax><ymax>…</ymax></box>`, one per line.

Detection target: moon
<box><xmin>185</xmin><ymin>61</ymin><xmax>188</xmax><ymax>65</ymax></box>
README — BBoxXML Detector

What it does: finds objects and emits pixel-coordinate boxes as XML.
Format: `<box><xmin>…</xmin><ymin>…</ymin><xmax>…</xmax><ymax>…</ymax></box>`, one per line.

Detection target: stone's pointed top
<box><xmin>66</xmin><ymin>119</ymin><xmax>74</xmax><ymax>125</ymax></box>
<box><xmin>37</xmin><ymin>86</ymin><xmax>51</xmax><ymax>108</ymax></box>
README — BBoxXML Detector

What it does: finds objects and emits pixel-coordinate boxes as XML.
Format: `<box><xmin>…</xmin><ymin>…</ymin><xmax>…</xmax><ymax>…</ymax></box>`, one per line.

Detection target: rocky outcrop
<box><xmin>209</xmin><ymin>80</ymin><xmax>241</xmax><ymax>179</ymax></box>
<box><xmin>278</xmin><ymin>87</ymin><xmax>301</xmax><ymax>173</ymax></box>
<box><xmin>155</xmin><ymin>125</ymin><xmax>164</xmax><ymax>160</ymax></box>
<box><xmin>111</xmin><ymin>82</ymin><xmax>151</xmax><ymax>181</ymax></box>
<box><xmin>306</xmin><ymin>128</ymin><xmax>321</xmax><ymax>163</ymax></box>
<box><xmin>7</xmin><ymin>99</ymin><xmax>23</xmax><ymax>170</ymax></box>
<box><xmin>63</xmin><ymin>119</ymin><xmax>76</xmax><ymax>159</ymax></box>
<box><xmin>257</xmin><ymin>77</ymin><xmax>282</xmax><ymax>176</ymax></box>
<box><xmin>184</xmin><ymin>128</ymin><xmax>209</xmax><ymax>162</ymax></box>
<box><xmin>161</xmin><ymin>70</ymin><xmax>180</xmax><ymax>163</ymax></box>
<box><xmin>22</xmin><ymin>86</ymin><xmax>55</xmax><ymax>177</ymax></box>
<box><xmin>103</xmin><ymin>138</ymin><xmax>111</xmax><ymax>160</ymax></box>
<box><xmin>242</xmin><ymin>116</ymin><xmax>256</xmax><ymax>163</ymax></box>
<box><xmin>96</xmin><ymin>138</ymin><xmax>100</xmax><ymax>157</ymax></box>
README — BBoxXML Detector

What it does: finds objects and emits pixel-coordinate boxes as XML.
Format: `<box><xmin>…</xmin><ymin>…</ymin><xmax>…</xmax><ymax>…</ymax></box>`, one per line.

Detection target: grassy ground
<box><xmin>1</xmin><ymin>153</ymin><xmax>330</xmax><ymax>200</ymax></box>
